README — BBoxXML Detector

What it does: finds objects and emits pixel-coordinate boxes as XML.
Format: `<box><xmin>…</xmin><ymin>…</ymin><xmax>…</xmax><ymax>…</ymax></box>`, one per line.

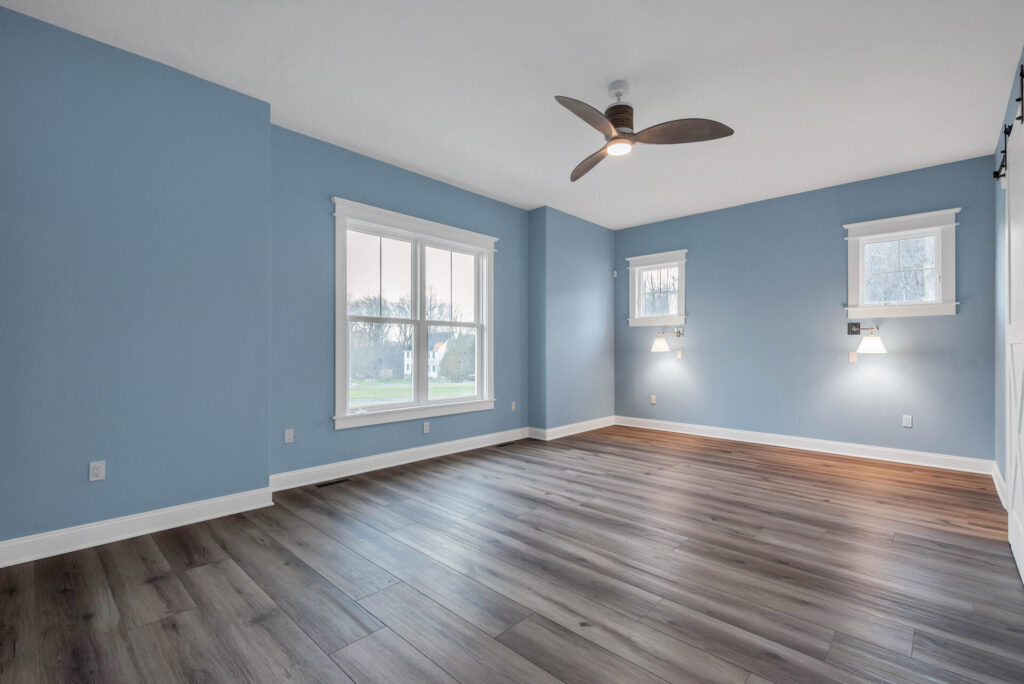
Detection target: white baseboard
<box><xmin>528</xmin><ymin>416</ymin><xmax>616</xmax><ymax>441</ymax></box>
<box><xmin>613</xmin><ymin>415</ymin><xmax>994</xmax><ymax>475</ymax></box>
<box><xmin>997</xmin><ymin>467</ymin><xmax>1024</xmax><ymax>582</ymax></box>
<box><xmin>993</xmin><ymin>465</ymin><xmax>1009</xmax><ymax>510</ymax></box>
<box><xmin>0</xmin><ymin>487</ymin><xmax>271</xmax><ymax>569</ymax></box>
<box><xmin>269</xmin><ymin>427</ymin><xmax>530</xmax><ymax>491</ymax></box>
<box><xmin>1010</xmin><ymin>507</ymin><xmax>1024</xmax><ymax>584</ymax></box>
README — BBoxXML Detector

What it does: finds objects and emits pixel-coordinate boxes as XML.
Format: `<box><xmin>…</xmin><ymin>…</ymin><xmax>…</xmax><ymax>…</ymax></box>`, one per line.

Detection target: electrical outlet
<box><xmin>510</xmin><ymin>400</ymin><xmax>516</xmax><ymax>411</ymax></box>
<box><xmin>89</xmin><ymin>461</ymin><xmax>106</xmax><ymax>482</ymax></box>
<box><xmin>902</xmin><ymin>415</ymin><xmax>913</xmax><ymax>428</ymax></box>
<box><xmin>284</xmin><ymin>428</ymin><xmax>294</xmax><ymax>444</ymax></box>
<box><xmin>423</xmin><ymin>421</ymin><xmax>430</xmax><ymax>434</ymax></box>
<box><xmin>650</xmin><ymin>394</ymin><xmax>656</xmax><ymax>405</ymax></box>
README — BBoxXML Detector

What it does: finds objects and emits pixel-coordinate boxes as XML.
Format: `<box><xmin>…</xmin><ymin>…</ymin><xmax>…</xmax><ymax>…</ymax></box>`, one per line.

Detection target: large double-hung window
<box><xmin>333</xmin><ymin>198</ymin><xmax>496</xmax><ymax>429</ymax></box>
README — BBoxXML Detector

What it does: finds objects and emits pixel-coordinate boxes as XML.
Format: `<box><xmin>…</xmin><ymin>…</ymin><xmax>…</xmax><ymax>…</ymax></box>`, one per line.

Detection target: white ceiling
<box><xmin>5</xmin><ymin>0</ymin><xmax>1023</xmax><ymax>228</ymax></box>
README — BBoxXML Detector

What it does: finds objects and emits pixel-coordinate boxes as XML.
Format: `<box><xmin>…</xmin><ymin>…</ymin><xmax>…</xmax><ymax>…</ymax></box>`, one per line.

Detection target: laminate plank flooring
<box><xmin>330</xmin><ymin>627</ymin><xmax>458</xmax><ymax>684</ymax></box>
<box><xmin>0</xmin><ymin>563</ymin><xmax>37</xmax><ymax>681</ymax></box>
<box><xmin>178</xmin><ymin>558</ymin><xmax>349</xmax><ymax>681</ymax></box>
<box><xmin>203</xmin><ymin>514</ymin><xmax>383</xmax><ymax>653</ymax></box>
<box><xmin>494</xmin><ymin>614</ymin><xmax>668</xmax><ymax>684</ymax></box>
<box><xmin>358</xmin><ymin>582</ymin><xmax>560</xmax><ymax>684</ymax></box>
<box><xmin>274</xmin><ymin>488</ymin><xmax>532</xmax><ymax>636</ymax></box>
<box><xmin>150</xmin><ymin>523</ymin><xmax>229</xmax><ymax>572</ymax></box>
<box><xmin>2</xmin><ymin>425</ymin><xmax>1022</xmax><ymax>683</ymax></box>
<box><xmin>95</xmin><ymin>536</ymin><xmax>196</xmax><ymax>630</ymax></box>
<box><xmin>126</xmin><ymin>609</ymin><xmax>249</xmax><ymax>683</ymax></box>
<box><xmin>33</xmin><ymin>549</ymin><xmax>143</xmax><ymax>682</ymax></box>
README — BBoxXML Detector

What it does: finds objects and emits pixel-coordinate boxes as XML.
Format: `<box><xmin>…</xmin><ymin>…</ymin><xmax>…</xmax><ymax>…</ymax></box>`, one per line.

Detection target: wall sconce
<box><xmin>847</xmin><ymin>322</ymin><xmax>887</xmax><ymax>356</ymax></box>
<box><xmin>856</xmin><ymin>328</ymin><xmax>886</xmax><ymax>354</ymax></box>
<box><xmin>651</xmin><ymin>328</ymin><xmax>683</xmax><ymax>358</ymax></box>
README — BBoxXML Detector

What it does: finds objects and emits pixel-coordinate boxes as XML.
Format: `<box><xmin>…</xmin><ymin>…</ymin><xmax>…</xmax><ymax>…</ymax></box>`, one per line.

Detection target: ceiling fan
<box><xmin>555</xmin><ymin>80</ymin><xmax>734</xmax><ymax>181</ymax></box>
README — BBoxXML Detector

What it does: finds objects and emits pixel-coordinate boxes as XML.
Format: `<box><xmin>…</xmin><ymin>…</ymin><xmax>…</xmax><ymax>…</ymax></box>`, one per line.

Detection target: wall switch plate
<box><xmin>849</xmin><ymin>352</ymin><xmax>858</xmax><ymax>363</ymax></box>
<box><xmin>423</xmin><ymin>421</ymin><xmax>430</xmax><ymax>434</ymax></box>
<box><xmin>284</xmin><ymin>428</ymin><xmax>294</xmax><ymax>444</ymax></box>
<box><xmin>510</xmin><ymin>400</ymin><xmax>516</xmax><ymax>411</ymax></box>
<box><xmin>89</xmin><ymin>461</ymin><xmax>106</xmax><ymax>482</ymax></box>
<box><xmin>676</xmin><ymin>350</ymin><xmax>683</xmax><ymax>360</ymax></box>
<box><xmin>650</xmin><ymin>394</ymin><xmax>656</xmax><ymax>405</ymax></box>
<box><xmin>902</xmin><ymin>415</ymin><xmax>913</xmax><ymax>428</ymax></box>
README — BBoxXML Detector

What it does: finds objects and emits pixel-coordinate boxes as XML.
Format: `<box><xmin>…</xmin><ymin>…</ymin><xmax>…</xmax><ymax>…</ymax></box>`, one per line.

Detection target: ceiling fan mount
<box><xmin>555</xmin><ymin>80</ymin><xmax>734</xmax><ymax>181</ymax></box>
<box><xmin>607</xmin><ymin>79</ymin><xmax>630</xmax><ymax>102</ymax></box>
<box><xmin>604</xmin><ymin>80</ymin><xmax>634</xmax><ymax>134</ymax></box>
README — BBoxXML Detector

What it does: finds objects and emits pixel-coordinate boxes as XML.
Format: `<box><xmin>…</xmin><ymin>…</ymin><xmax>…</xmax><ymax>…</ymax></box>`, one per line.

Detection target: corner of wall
<box><xmin>526</xmin><ymin>206</ymin><xmax>616</xmax><ymax>431</ymax></box>
<box><xmin>527</xmin><ymin>208</ymin><xmax>548</xmax><ymax>428</ymax></box>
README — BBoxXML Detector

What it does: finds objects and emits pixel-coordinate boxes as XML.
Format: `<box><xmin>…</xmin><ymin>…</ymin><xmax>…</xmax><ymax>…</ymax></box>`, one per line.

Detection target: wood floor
<box><xmin>2</xmin><ymin>426</ymin><xmax>1022</xmax><ymax>683</ymax></box>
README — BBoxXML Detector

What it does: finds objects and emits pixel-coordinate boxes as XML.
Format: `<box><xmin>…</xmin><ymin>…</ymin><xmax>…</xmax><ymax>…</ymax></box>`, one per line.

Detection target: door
<box><xmin>1005</xmin><ymin>105</ymin><xmax>1024</xmax><ymax>582</ymax></box>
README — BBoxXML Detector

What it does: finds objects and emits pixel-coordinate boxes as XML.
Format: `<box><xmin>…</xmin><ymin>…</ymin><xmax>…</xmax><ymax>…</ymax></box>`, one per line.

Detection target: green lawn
<box><xmin>350</xmin><ymin>379</ymin><xmax>476</xmax><ymax>406</ymax></box>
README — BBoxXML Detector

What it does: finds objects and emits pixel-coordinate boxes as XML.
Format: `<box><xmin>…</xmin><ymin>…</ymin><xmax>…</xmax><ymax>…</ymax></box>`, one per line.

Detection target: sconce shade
<box><xmin>651</xmin><ymin>335</ymin><xmax>670</xmax><ymax>353</ymax></box>
<box><xmin>856</xmin><ymin>333</ymin><xmax>887</xmax><ymax>354</ymax></box>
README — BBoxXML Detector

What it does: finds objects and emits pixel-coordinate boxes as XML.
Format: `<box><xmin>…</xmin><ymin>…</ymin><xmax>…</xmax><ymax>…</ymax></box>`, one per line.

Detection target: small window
<box><xmin>627</xmin><ymin>249</ymin><xmax>687</xmax><ymax>327</ymax></box>
<box><xmin>846</xmin><ymin>208</ymin><xmax>958</xmax><ymax>318</ymax></box>
<box><xmin>334</xmin><ymin>198</ymin><xmax>496</xmax><ymax>429</ymax></box>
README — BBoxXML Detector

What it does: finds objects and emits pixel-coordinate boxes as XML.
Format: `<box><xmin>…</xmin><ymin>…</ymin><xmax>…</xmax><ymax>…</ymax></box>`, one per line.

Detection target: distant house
<box><xmin>404</xmin><ymin>339</ymin><xmax>447</xmax><ymax>379</ymax></box>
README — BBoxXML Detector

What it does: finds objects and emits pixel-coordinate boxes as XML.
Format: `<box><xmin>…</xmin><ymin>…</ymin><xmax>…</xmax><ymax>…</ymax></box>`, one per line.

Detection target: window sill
<box><xmin>333</xmin><ymin>398</ymin><xmax>494</xmax><ymax>430</ymax></box>
<box><xmin>846</xmin><ymin>302</ymin><xmax>957</xmax><ymax>318</ymax></box>
<box><xmin>628</xmin><ymin>315</ymin><xmax>686</xmax><ymax>327</ymax></box>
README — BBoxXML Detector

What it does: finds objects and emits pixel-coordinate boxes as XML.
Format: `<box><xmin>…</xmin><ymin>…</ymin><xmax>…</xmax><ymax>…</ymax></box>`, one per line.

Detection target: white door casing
<box><xmin>1004</xmin><ymin>103</ymin><xmax>1024</xmax><ymax>583</ymax></box>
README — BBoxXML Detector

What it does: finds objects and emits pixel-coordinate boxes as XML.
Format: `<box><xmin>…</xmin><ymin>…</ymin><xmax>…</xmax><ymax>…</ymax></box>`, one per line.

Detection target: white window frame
<box><xmin>333</xmin><ymin>198</ymin><xmax>496</xmax><ymax>429</ymax></box>
<box><xmin>845</xmin><ymin>208</ymin><xmax>959</xmax><ymax>318</ymax></box>
<box><xmin>626</xmin><ymin>249</ymin><xmax>687</xmax><ymax>327</ymax></box>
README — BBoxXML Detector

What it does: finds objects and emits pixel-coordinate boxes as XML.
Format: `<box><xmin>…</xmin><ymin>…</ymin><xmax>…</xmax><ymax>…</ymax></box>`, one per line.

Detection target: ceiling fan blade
<box><xmin>570</xmin><ymin>147</ymin><xmax>608</xmax><ymax>182</ymax></box>
<box><xmin>633</xmin><ymin>118</ymin><xmax>733</xmax><ymax>145</ymax></box>
<box><xmin>555</xmin><ymin>96</ymin><xmax>617</xmax><ymax>139</ymax></box>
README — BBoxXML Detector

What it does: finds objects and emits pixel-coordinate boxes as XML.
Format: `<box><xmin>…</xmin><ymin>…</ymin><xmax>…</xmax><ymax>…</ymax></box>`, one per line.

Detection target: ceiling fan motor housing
<box><xmin>604</xmin><ymin>103</ymin><xmax>634</xmax><ymax>135</ymax></box>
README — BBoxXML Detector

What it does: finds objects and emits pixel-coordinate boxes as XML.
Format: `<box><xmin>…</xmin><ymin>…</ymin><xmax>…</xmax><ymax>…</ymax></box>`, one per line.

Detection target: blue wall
<box><xmin>993</xmin><ymin>47</ymin><xmax>1024</xmax><ymax>477</ymax></box>
<box><xmin>526</xmin><ymin>208</ymin><xmax>615</xmax><ymax>429</ymax></box>
<box><xmin>614</xmin><ymin>157</ymin><xmax>996</xmax><ymax>461</ymax></box>
<box><xmin>269</xmin><ymin>127</ymin><xmax>529</xmax><ymax>474</ymax></box>
<box><xmin>527</xmin><ymin>209</ymin><xmax>548</xmax><ymax>428</ymax></box>
<box><xmin>0</xmin><ymin>8</ymin><xmax>272</xmax><ymax>540</ymax></box>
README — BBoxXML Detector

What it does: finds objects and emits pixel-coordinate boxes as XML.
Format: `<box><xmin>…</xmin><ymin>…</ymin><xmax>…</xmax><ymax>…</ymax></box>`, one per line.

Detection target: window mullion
<box><xmin>348</xmin><ymin>315</ymin><xmax>417</xmax><ymax>325</ymax></box>
<box><xmin>423</xmin><ymin>320</ymin><xmax>481</xmax><ymax>329</ymax></box>
<box><xmin>476</xmin><ymin>253</ymin><xmax>485</xmax><ymax>399</ymax></box>
<box><xmin>415</xmin><ymin>241</ymin><xmax>428</xmax><ymax>405</ymax></box>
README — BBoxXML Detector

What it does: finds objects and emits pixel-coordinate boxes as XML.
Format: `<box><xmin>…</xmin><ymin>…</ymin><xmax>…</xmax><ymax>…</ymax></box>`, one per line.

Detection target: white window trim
<box><xmin>626</xmin><ymin>249</ymin><xmax>687</xmax><ymax>327</ymax></box>
<box><xmin>845</xmin><ymin>208</ymin><xmax>959</xmax><ymax>318</ymax></box>
<box><xmin>333</xmin><ymin>198</ymin><xmax>496</xmax><ymax>430</ymax></box>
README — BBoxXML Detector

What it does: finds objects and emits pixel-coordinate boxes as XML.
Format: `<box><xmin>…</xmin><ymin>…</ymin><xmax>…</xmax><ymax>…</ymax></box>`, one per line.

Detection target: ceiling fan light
<box><xmin>606</xmin><ymin>139</ymin><xmax>633</xmax><ymax>156</ymax></box>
